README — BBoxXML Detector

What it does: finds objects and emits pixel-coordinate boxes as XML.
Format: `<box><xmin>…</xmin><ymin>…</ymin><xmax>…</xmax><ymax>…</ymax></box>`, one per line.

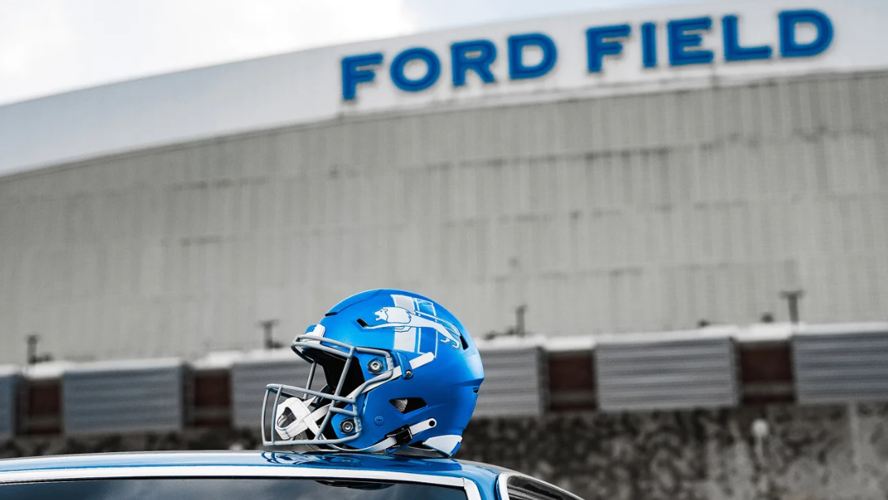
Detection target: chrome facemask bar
<box><xmin>261</xmin><ymin>334</ymin><xmax>398</xmax><ymax>448</ymax></box>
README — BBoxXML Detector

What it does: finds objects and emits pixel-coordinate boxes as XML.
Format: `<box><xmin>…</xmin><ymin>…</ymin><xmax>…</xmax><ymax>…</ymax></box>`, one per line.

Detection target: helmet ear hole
<box><xmin>390</xmin><ymin>398</ymin><xmax>427</xmax><ymax>414</ymax></box>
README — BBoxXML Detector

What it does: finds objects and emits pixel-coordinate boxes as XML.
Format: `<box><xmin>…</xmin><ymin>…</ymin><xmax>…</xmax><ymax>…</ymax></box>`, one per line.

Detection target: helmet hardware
<box><xmin>367</xmin><ymin>358</ymin><xmax>384</xmax><ymax>374</ymax></box>
<box><xmin>388</xmin><ymin>425</ymin><xmax>414</xmax><ymax>447</ymax></box>
<box><xmin>262</xmin><ymin>289</ymin><xmax>485</xmax><ymax>457</ymax></box>
<box><xmin>340</xmin><ymin>419</ymin><xmax>356</xmax><ymax>434</ymax></box>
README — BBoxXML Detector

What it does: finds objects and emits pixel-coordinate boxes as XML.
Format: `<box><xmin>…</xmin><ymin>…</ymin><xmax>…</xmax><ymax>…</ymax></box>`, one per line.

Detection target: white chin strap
<box><xmin>274</xmin><ymin>383</ymin><xmax>366</xmax><ymax>442</ymax></box>
<box><xmin>275</xmin><ymin>397</ymin><xmax>437</xmax><ymax>452</ymax></box>
<box><xmin>274</xmin><ymin>396</ymin><xmax>329</xmax><ymax>440</ymax></box>
<box><xmin>273</xmin><ymin>352</ymin><xmax>439</xmax><ymax>450</ymax></box>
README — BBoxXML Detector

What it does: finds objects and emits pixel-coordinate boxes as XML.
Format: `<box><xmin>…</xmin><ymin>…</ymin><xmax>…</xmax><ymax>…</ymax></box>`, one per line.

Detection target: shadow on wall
<box><xmin>3</xmin><ymin>404</ymin><xmax>888</xmax><ymax>500</ymax></box>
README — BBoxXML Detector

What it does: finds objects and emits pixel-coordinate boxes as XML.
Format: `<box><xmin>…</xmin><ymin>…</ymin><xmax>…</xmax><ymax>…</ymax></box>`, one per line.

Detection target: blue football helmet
<box><xmin>262</xmin><ymin>289</ymin><xmax>485</xmax><ymax>457</ymax></box>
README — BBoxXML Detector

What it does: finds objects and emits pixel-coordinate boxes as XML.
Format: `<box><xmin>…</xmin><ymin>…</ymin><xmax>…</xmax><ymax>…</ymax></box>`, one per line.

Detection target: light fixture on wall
<box><xmin>259</xmin><ymin>320</ymin><xmax>282</xmax><ymax>350</ymax></box>
<box><xmin>780</xmin><ymin>290</ymin><xmax>805</xmax><ymax>324</ymax></box>
<box><xmin>25</xmin><ymin>333</ymin><xmax>53</xmax><ymax>365</ymax></box>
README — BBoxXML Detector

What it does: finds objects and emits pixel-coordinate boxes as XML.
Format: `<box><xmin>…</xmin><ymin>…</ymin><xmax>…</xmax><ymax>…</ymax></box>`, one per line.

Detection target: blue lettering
<box><xmin>779</xmin><ymin>9</ymin><xmax>833</xmax><ymax>58</ymax></box>
<box><xmin>641</xmin><ymin>22</ymin><xmax>657</xmax><ymax>68</ymax></box>
<box><xmin>668</xmin><ymin>17</ymin><xmax>714</xmax><ymax>66</ymax></box>
<box><xmin>586</xmin><ymin>25</ymin><xmax>631</xmax><ymax>73</ymax></box>
<box><xmin>508</xmin><ymin>33</ymin><xmax>558</xmax><ymax>80</ymax></box>
<box><xmin>341</xmin><ymin>53</ymin><xmax>383</xmax><ymax>101</ymax></box>
<box><xmin>390</xmin><ymin>48</ymin><xmax>441</xmax><ymax>92</ymax></box>
<box><xmin>723</xmin><ymin>15</ymin><xmax>772</xmax><ymax>61</ymax></box>
<box><xmin>451</xmin><ymin>40</ymin><xmax>497</xmax><ymax>87</ymax></box>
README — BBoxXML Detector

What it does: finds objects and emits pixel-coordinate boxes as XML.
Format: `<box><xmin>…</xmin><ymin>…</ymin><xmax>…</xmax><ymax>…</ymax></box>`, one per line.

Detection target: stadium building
<box><xmin>1</xmin><ymin>0</ymin><xmax>887</xmax><ymax>364</ymax></box>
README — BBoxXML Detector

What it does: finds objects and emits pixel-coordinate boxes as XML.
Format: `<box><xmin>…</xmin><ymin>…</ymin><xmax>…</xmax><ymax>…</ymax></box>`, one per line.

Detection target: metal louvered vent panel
<box><xmin>230</xmin><ymin>357</ymin><xmax>321</xmax><ymax>430</ymax></box>
<box><xmin>793</xmin><ymin>327</ymin><xmax>888</xmax><ymax>404</ymax></box>
<box><xmin>0</xmin><ymin>374</ymin><xmax>17</xmax><ymax>439</ymax></box>
<box><xmin>596</xmin><ymin>337</ymin><xmax>738</xmax><ymax>412</ymax></box>
<box><xmin>62</xmin><ymin>362</ymin><xmax>184</xmax><ymax>435</ymax></box>
<box><xmin>474</xmin><ymin>347</ymin><xmax>545</xmax><ymax>418</ymax></box>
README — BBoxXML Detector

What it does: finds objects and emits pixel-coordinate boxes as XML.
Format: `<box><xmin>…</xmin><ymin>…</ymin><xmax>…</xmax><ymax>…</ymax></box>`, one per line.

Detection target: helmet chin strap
<box><xmin>274</xmin><ymin>352</ymin><xmax>438</xmax><ymax>448</ymax></box>
<box><xmin>361</xmin><ymin>418</ymin><xmax>438</xmax><ymax>453</ymax></box>
<box><xmin>274</xmin><ymin>371</ymin><xmax>378</xmax><ymax>442</ymax></box>
<box><xmin>274</xmin><ymin>396</ymin><xmax>329</xmax><ymax>440</ymax></box>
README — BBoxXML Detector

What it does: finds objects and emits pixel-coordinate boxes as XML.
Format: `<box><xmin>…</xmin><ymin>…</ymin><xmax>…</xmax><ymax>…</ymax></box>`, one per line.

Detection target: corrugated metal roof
<box><xmin>596</xmin><ymin>335</ymin><xmax>739</xmax><ymax>411</ymax></box>
<box><xmin>62</xmin><ymin>359</ymin><xmax>185</xmax><ymax>435</ymax></box>
<box><xmin>0</xmin><ymin>372</ymin><xmax>17</xmax><ymax>439</ymax></box>
<box><xmin>474</xmin><ymin>346</ymin><xmax>546</xmax><ymax>418</ymax></box>
<box><xmin>793</xmin><ymin>324</ymin><xmax>888</xmax><ymax>404</ymax></box>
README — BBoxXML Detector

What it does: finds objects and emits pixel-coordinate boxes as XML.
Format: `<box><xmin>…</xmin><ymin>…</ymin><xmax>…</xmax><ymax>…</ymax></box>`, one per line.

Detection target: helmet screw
<box><xmin>404</xmin><ymin>370</ymin><xmax>413</xmax><ymax>379</ymax></box>
<box><xmin>374</xmin><ymin>416</ymin><xmax>385</xmax><ymax>426</ymax></box>
<box><xmin>340</xmin><ymin>419</ymin><xmax>356</xmax><ymax>434</ymax></box>
<box><xmin>367</xmin><ymin>358</ymin><xmax>384</xmax><ymax>374</ymax></box>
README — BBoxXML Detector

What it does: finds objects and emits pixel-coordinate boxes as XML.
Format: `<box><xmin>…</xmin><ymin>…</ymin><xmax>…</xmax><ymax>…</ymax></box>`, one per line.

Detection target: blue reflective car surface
<box><xmin>0</xmin><ymin>450</ymin><xmax>500</xmax><ymax>481</ymax></box>
<box><xmin>0</xmin><ymin>451</ymin><xmax>495</xmax><ymax>500</ymax></box>
<box><xmin>0</xmin><ymin>451</ymin><xmax>582</xmax><ymax>500</ymax></box>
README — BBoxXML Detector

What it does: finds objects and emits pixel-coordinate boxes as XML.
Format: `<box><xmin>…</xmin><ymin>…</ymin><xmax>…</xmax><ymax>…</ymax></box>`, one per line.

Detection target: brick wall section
<box><xmin>548</xmin><ymin>352</ymin><xmax>596</xmax><ymax>411</ymax></box>
<box><xmin>190</xmin><ymin>371</ymin><xmax>231</xmax><ymax>428</ymax></box>
<box><xmin>19</xmin><ymin>380</ymin><xmax>62</xmax><ymax>436</ymax></box>
<box><xmin>737</xmin><ymin>344</ymin><xmax>795</xmax><ymax>405</ymax></box>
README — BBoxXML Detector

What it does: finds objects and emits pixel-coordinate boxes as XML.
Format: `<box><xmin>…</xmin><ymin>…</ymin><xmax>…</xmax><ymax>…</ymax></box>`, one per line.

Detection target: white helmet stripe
<box><xmin>423</xmin><ymin>435</ymin><xmax>462</xmax><ymax>456</ymax></box>
<box><xmin>391</xmin><ymin>294</ymin><xmax>419</xmax><ymax>352</ymax></box>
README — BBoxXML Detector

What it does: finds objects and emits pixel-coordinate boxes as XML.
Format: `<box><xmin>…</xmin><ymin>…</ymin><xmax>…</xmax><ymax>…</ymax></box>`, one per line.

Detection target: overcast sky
<box><xmin>0</xmin><ymin>0</ymin><xmax>684</xmax><ymax>106</ymax></box>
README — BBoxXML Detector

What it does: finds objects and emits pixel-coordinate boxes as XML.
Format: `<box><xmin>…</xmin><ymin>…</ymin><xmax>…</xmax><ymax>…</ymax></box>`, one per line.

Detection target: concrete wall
<box><xmin>1</xmin><ymin>71</ymin><xmax>888</xmax><ymax>363</ymax></box>
<box><xmin>3</xmin><ymin>404</ymin><xmax>887</xmax><ymax>500</ymax></box>
<box><xmin>460</xmin><ymin>405</ymin><xmax>888</xmax><ymax>500</ymax></box>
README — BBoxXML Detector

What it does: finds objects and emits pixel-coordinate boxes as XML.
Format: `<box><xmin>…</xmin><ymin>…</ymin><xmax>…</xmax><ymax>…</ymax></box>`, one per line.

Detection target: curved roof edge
<box><xmin>0</xmin><ymin>451</ymin><xmax>507</xmax><ymax>483</ymax></box>
<box><xmin>0</xmin><ymin>0</ymin><xmax>885</xmax><ymax>176</ymax></box>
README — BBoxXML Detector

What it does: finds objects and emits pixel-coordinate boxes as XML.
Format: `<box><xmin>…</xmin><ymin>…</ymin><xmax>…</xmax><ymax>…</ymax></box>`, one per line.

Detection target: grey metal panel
<box><xmin>474</xmin><ymin>347</ymin><xmax>546</xmax><ymax>419</ymax></box>
<box><xmin>793</xmin><ymin>325</ymin><xmax>888</xmax><ymax>404</ymax></box>
<box><xmin>62</xmin><ymin>360</ymin><xmax>184</xmax><ymax>435</ymax></box>
<box><xmin>230</xmin><ymin>355</ymin><xmax>322</xmax><ymax>430</ymax></box>
<box><xmin>596</xmin><ymin>336</ymin><xmax>739</xmax><ymax>412</ymax></box>
<box><xmin>0</xmin><ymin>72</ymin><xmax>888</xmax><ymax>364</ymax></box>
<box><xmin>0</xmin><ymin>372</ymin><xmax>17</xmax><ymax>440</ymax></box>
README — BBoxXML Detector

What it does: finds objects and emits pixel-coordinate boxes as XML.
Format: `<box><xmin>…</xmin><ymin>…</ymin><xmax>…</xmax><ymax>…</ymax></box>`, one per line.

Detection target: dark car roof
<box><xmin>0</xmin><ymin>451</ymin><xmax>506</xmax><ymax>486</ymax></box>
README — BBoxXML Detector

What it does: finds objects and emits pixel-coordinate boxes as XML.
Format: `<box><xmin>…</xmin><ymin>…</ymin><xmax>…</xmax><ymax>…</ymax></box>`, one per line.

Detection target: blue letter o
<box><xmin>390</xmin><ymin>48</ymin><xmax>441</xmax><ymax>92</ymax></box>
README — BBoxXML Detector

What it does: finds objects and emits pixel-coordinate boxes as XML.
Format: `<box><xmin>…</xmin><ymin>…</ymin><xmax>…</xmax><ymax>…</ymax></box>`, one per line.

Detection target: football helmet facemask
<box><xmin>262</xmin><ymin>289</ymin><xmax>485</xmax><ymax>457</ymax></box>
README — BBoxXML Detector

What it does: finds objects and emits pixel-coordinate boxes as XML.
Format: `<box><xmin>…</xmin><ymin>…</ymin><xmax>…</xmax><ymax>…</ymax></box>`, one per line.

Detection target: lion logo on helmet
<box><xmin>365</xmin><ymin>302</ymin><xmax>461</xmax><ymax>350</ymax></box>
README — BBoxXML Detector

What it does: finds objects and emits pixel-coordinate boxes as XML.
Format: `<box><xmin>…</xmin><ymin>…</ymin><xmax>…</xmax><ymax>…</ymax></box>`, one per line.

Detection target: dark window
<box><xmin>505</xmin><ymin>475</ymin><xmax>582</xmax><ymax>500</ymax></box>
<box><xmin>0</xmin><ymin>477</ymin><xmax>468</xmax><ymax>500</ymax></box>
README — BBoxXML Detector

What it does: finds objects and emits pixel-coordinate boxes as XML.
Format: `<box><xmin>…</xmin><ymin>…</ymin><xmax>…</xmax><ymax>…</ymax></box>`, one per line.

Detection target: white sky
<box><xmin>0</xmin><ymin>0</ymin><xmax>680</xmax><ymax>106</ymax></box>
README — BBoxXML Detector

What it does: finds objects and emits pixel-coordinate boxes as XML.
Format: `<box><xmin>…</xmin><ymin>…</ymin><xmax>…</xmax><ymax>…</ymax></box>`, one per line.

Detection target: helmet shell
<box><xmin>304</xmin><ymin>289</ymin><xmax>484</xmax><ymax>453</ymax></box>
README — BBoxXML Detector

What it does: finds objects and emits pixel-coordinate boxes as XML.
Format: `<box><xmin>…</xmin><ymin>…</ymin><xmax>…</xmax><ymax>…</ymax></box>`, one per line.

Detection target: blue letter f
<box><xmin>342</xmin><ymin>53</ymin><xmax>384</xmax><ymax>101</ymax></box>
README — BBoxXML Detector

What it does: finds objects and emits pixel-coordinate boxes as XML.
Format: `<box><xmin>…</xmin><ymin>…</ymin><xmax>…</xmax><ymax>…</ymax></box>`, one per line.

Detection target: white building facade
<box><xmin>1</xmin><ymin>0</ymin><xmax>887</xmax><ymax>363</ymax></box>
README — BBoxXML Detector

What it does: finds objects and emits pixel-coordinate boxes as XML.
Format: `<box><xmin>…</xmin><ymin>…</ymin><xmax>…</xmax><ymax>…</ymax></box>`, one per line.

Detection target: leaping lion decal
<box><xmin>366</xmin><ymin>306</ymin><xmax>461</xmax><ymax>350</ymax></box>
